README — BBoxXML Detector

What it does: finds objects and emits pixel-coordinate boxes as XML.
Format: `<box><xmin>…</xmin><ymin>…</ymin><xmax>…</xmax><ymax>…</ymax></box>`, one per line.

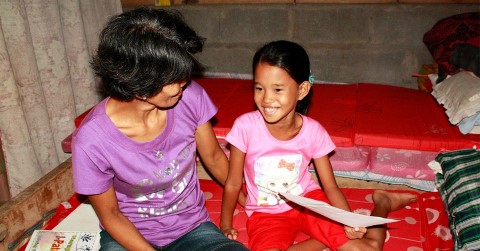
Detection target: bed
<box><xmin>27</xmin><ymin>73</ymin><xmax>480</xmax><ymax>250</ymax></box>
<box><xmin>61</xmin><ymin>74</ymin><xmax>480</xmax><ymax>192</ymax></box>
<box><xmin>195</xmin><ymin>75</ymin><xmax>480</xmax><ymax>192</ymax></box>
<box><xmin>45</xmin><ymin>73</ymin><xmax>480</xmax><ymax>250</ymax></box>
<box><xmin>19</xmin><ymin>179</ymin><xmax>454</xmax><ymax>251</ymax></box>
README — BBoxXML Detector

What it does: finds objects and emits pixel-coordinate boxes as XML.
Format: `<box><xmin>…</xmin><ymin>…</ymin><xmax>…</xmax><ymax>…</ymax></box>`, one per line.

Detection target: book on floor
<box><xmin>25</xmin><ymin>230</ymin><xmax>100</xmax><ymax>251</ymax></box>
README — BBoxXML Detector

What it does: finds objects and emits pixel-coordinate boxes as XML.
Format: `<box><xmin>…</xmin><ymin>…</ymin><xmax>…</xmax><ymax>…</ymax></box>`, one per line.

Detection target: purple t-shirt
<box><xmin>72</xmin><ymin>81</ymin><xmax>216</xmax><ymax>246</ymax></box>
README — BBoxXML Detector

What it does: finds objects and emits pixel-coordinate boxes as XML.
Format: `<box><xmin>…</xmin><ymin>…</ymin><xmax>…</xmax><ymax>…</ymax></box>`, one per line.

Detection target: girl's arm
<box><xmin>313</xmin><ymin>155</ymin><xmax>366</xmax><ymax>239</ymax></box>
<box><xmin>88</xmin><ymin>186</ymin><xmax>155</xmax><ymax>251</ymax></box>
<box><xmin>313</xmin><ymin>155</ymin><xmax>350</xmax><ymax>211</ymax></box>
<box><xmin>220</xmin><ymin>146</ymin><xmax>245</xmax><ymax>240</ymax></box>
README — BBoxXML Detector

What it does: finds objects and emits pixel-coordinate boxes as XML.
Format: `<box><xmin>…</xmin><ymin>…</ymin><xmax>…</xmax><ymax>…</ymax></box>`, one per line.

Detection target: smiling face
<box><xmin>254</xmin><ymin>62</ymin><xmax>309</xmax><ymax>125</ymax></box>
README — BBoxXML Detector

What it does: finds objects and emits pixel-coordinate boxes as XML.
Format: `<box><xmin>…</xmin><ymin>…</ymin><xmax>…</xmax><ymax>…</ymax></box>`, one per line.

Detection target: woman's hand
<box><xmin>344</xmin><ymin>226</ymin><xmax>367</xmax><ymax>239</ymax></box>
<box><xmin>221</xmin><ymin>227</ymin><xmax>239</xmax><ymax>240</ymax></box>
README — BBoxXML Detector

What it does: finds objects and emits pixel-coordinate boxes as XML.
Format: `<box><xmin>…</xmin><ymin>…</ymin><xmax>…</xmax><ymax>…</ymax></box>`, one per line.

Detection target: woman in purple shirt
<box><xmin>72</xmin><ymin>7</ymin><xmax>248</xmax><ymax>251</ymax></box>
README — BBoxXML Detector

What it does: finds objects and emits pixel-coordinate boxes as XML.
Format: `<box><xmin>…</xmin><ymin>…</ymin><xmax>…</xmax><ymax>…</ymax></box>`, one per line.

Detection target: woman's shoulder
<box><xmin>73</xmin><ymin>99</ymin><xmax>109</xmax><ymax>137</ymax></box>
<box><xmin>184</xmin><ymin>80</ymin><xmax>204</xmax><ymax>96</ymax></box>
<box><xmin>179</xmin><ymin>80</ymin><xmax>210</xmax><ymax>106</ymax></box>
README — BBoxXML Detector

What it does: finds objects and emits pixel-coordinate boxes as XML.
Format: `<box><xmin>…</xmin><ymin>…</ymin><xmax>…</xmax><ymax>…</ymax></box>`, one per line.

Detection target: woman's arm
<box><xmin>195</xmin><ymin>121</ymin><xmax>246</xmax><ymax>206</ymax></box>
<box><xmin>220</xmin><ymin>146</ymin><xmax>246</xmax><ymax>240</ymax></box>
<box><xmin>88</xmin><ymin>186</ymin><xmax>155</xmax><ymax>251</ymax></box>
<box><xmin>195</xmin><ymin>121</ymin><xmax>230</xmax><ymax>185</ymax></box>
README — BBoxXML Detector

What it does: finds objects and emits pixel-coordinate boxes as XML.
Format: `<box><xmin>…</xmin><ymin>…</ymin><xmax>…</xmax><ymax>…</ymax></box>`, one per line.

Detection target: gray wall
<box><xmin>146</xmin><ymin>4</ymin><xmax>479</xmax><ymax>88</ymax></box>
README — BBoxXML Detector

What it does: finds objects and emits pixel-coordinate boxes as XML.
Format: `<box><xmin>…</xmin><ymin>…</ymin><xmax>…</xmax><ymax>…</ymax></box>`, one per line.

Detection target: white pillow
<box><xmin>431</xmin><ymin>71</ymin><xmax>480</xmax><ymax>125</ymax></box>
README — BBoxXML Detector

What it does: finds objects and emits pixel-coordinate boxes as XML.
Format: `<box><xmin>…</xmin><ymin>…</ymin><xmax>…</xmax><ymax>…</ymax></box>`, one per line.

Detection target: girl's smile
<box><xmin>264</xmin><ymin>107</ymin><xmax>278</xmax><ymax>115</ymax></box>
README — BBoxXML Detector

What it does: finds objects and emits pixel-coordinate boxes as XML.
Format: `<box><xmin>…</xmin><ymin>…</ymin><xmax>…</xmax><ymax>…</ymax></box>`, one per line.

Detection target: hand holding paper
<box><xmin>279</xmin><ymin>192</ymin><xmax>399</xmax><ymax>228</ymax></box>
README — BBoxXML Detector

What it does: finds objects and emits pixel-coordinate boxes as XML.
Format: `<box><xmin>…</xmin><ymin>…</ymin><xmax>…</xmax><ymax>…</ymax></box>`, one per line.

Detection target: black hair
<box><xmin>92</xmin><ymin>7</ymin><xmax>205</xmax><ymax>101</ymax></box>
<box><xmin>252</xmin><ymin>40</ymin><xmax>312</xmax><ymax>115</ymax></box>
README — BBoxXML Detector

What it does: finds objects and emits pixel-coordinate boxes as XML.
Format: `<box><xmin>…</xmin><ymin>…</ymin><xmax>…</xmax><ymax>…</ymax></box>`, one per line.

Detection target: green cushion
<box><xmin>435</xmin><ymin>149</ymin><xmax>480</xmax><ymax>250</ymax></box>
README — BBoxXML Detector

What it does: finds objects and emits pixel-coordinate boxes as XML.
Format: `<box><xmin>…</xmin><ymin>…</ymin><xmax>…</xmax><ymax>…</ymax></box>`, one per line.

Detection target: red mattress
<box><xmin>65</xmin><ymin>77</ymin><xmax>480</xmax><ymax>152</ymax></box>
<box><xmin>197</xmin><ymin>77</ymin><xmax>357</xmax><ymax>147</ymax></box>
<box><xmin>201</xmin><ymin>179</ymin><xmax>453</xmax><ymax>250</ymax></box>
<box><xmin>194</xmin><ymin>78</ymin><xmax>256</xmax><ymax>138</ymax></box>
<box><xmin>198</xmin><ymin>78</ymin><xmax>480</xmax><ymax>151</ymax></box>
<box><xmin>307</xmin><ymin>84</ymin><xmax>357</xmax><ymax>147</ymax></box>
<box><xmin>21</xmin><ymin>179</ymin><xmax>453</xmax><ymax>250</ymax></box>
<box><xmin>354</xmin><ymin>83</ymin><xmax>480</xmax><ymax>151</ymax></box>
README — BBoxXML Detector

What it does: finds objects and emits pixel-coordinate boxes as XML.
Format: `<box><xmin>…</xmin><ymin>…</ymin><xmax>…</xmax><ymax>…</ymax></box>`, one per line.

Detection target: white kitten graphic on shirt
<box><xmin>254</xmin><ymin>154</ymin><xmax>303</xmax><ymax>206</ymax></box>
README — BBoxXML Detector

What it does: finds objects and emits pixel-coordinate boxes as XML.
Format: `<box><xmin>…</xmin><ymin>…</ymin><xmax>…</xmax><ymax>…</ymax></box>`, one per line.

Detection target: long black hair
<box><xmin>252</xmin><ymin>40</ymin><xmax>312</xmax><ymax>115</ymax></box>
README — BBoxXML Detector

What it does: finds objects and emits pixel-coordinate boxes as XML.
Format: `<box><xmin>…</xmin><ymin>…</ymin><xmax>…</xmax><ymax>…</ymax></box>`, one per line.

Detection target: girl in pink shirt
<box><xmin>220</xmin><ymin>40</ymin><xmax>418</xmax><ymax>251</ymax></box>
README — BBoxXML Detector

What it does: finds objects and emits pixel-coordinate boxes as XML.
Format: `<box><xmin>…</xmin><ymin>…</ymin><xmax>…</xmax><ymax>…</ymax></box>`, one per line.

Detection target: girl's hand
<box><xmin>222</xmin><ymin>227</ymin><xmax>239</xmax><ymax>240</ymax></box>
<box><xmin>344</xmin><ymin>226</ymin><xmax>367</xmax><ymax>239</ymax></box>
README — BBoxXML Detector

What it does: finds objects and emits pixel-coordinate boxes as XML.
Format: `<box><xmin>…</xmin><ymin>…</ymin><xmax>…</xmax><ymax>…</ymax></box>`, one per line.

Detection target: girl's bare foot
<box><xmin>372</xmin><ymin>190</ymin><xmax>418</xmax><ymax>212</ymax></box>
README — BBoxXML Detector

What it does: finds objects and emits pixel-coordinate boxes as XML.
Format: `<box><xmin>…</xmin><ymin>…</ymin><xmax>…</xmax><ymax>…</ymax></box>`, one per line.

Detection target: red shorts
<box><xmin>247</xmin><ymin>189</ymin><xmax>349</xmax><ymax>251</ymax></box>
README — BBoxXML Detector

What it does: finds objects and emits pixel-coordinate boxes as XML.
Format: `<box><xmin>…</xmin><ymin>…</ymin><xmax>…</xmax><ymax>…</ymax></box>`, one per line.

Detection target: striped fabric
<box><xmin>435</xmin><ymin>149</ymin><xmax>480</xmax><ymax>251</ymax></box>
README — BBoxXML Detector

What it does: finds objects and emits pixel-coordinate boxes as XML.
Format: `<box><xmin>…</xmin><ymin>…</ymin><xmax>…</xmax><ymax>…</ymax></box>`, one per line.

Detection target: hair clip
<box><xmin>309</xmin><ymin>71</ymin><xmax>315</xmax><ymax>86</ymax></box>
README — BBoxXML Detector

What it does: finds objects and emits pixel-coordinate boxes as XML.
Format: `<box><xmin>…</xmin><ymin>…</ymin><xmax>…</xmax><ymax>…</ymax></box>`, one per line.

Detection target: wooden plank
<box><xmin>399</xmin><ymin>0</ymin><xmax>479</xmax><ymax>3</ymax></box>
<box><xmin>172</xmin><ymin>0</ymin><xmax>293</xmax><ymax>3</ymax></box>
<box><xmin>122</xmin><ymin>0</ymin><xmax>155</xmax><ymax>6</ymax></box>
<box><xmin>124</xmin><ymin>0</ymin><xmax>478</xmax><ymax>4</ymax></box>
<box><xmin>296</xmin><ymin>0</ymin><xmax>395</xmax><ymax>3</ymax></box>
<box><xmin>122</xmin><ymin>0</ymin><xmax>177</xmax><ymax>6</ymax></box>
<box><xmin>0</xmin><ymin>159</ymin><xmax>74</xmax><ymax>251</ymax></box>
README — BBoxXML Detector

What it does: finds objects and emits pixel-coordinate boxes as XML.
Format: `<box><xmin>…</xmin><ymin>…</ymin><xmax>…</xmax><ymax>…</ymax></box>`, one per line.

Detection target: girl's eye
<box><xmin>275</xmin><ymin>88</ymin><xmax>283</xmax><ymax>92</ymax></box>
<box><xmin>255</xmin><ymin>87</ymin><xmax>263</xmax><ymax>91</ymax></box>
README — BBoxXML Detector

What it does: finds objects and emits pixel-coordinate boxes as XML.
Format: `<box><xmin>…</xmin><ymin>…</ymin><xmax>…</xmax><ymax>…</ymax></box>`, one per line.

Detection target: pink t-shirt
<box><xmin>226</xmin><ymin>111</ymin><xmax>336</xmax><ymax>216</ymax></box>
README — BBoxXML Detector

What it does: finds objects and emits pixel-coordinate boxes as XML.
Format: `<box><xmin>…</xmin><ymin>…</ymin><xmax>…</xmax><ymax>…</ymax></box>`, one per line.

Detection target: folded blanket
<box><xmin>458</xmin><ymin>112</ymin><xmax>480</xmax><ymax>134</ymax></box>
